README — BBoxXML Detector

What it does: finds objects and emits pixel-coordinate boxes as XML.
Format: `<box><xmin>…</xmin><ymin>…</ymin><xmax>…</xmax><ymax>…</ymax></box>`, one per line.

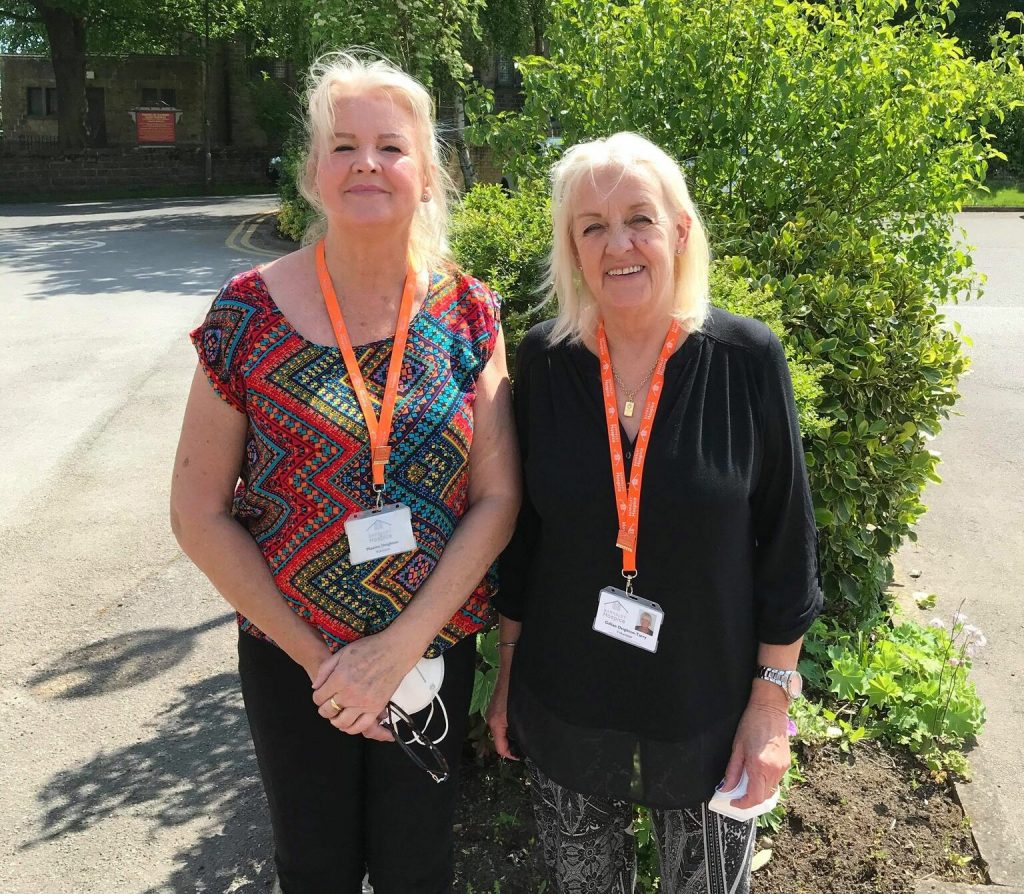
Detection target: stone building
<box><xmin>0</xmin><ymin>42</ymin><xmax>283</xmax><ymax>149</ymax></box>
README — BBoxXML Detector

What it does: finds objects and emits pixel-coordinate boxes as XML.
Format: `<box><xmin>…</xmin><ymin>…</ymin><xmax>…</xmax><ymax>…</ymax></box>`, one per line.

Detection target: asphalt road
<box><xmin>0</xmin><ymin>201</ymin><xmax>1020</xmax><ymax>892</ymax></box>
<box><xmin>895</xmin><ymin>212</ymin><xmax>1024</xmax><ymax>885</ymax></box>
<box><xmin>0</xmin><ymin>196</ymin><xmax>285</xmax><ymax>894</ymax></box>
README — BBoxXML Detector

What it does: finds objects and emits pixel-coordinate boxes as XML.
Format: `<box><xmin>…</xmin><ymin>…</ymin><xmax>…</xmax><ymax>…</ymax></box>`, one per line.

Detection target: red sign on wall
<box><xmin>133</xmin><ymin>109</ymin><xmax>178</xmax><ymax>145</ymax></box>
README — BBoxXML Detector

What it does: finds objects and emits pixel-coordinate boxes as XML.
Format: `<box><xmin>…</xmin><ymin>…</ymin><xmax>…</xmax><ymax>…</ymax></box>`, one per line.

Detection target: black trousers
<box><xmin>238</xmin><ymin>631</ymin><xmax>476</xmax><ymax>894</ymax></box>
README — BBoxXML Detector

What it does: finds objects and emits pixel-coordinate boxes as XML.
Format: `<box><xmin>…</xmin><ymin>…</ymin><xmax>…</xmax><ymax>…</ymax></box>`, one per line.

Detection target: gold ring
<box><xmin>329</xmin><ymin>696</ymin><xmax>343</xmax><ymax>715</ymax></box>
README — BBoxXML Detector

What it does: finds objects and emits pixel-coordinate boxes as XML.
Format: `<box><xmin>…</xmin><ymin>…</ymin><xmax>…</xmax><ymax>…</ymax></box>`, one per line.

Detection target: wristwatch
<box><xmin>755</xmin><ymin>665</ymin><xmax>803</xmax><ymax>702</ymax></box>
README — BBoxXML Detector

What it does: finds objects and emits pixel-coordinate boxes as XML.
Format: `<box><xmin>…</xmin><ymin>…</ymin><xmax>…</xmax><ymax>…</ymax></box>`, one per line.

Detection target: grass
<box><xmin>968</xmin><ymin>179</ymin><xmax>1024</xmax><ymax>207</ymax></box>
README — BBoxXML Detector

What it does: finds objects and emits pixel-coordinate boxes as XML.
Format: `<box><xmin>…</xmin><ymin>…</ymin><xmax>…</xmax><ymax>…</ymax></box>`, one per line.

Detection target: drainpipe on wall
<box><xmin>202</xmin><ymin>0</ymin><xmax>212</xmax><ymax>191</ymax></box>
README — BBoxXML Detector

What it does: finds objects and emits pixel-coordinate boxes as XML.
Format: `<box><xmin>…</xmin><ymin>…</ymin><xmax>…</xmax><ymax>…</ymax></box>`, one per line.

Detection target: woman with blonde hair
<box><xmin>171</xmin><ymin>51</ymin><xmax>519</xmax><ymax>893</ymax></box>
<box><xmin>488</xmin><ymin>132</ymin><xmax>820</xmax><ymax>893</ymax></box>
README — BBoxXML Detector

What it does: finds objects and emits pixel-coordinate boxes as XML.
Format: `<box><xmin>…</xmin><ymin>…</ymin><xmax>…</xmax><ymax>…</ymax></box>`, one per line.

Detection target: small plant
<box><xmin>632</xmin><ymin>807</ymin><xmax>661</xmax><ymax>893</ymax></box>
<box><xmin>913</xmin><ymin>591</ymin><xmax>938</xmax><ymax>610</ymax></box>
<box><xmin>494</xmin><ymin>810</ymin><xmax>521</xmax><ymax>832</ymax></box>
<box><xmin>466</xmin><ymin>629</ymin><xmax>501</xmax><ymax>757</ymax></box>
<box><xmin>799</xmin><ymin>607</ymin><xmax>986</xmax><ymax>774</ymax></box>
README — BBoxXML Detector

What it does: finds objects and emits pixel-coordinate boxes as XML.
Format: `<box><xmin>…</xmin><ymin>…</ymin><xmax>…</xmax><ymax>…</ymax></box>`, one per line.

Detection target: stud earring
<box><xmin>421</xmin><ymin>192</ymin><xmax>430</xmax><ymax>202</ymax></box>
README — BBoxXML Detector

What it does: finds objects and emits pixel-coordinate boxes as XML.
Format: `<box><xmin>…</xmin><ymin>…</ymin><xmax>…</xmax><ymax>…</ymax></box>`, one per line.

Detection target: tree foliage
<box><xmin>468</xmin><ymin>0</ymin><xmax>1024</xmax><ymax>624</ymax></box>
<box><xmin>272</xmin><ymin>0</ymin><xmax>497</xmax><ymax>241</ymax></box>
<box><xmin>945</xmin><ymin>0</ymin><xmax>1023</xmax><ymax>55</ymax></box>
<box><xmin>0</xmin><ymin>0</ymin><xmax>256</xmax><ymax>57</ymax></box>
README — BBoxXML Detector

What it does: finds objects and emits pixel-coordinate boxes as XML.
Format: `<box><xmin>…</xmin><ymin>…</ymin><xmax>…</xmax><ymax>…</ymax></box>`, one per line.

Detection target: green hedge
<box><xmin>463</xmin><ymin>0</ymin><xmax>1024</xmax><ymax>624</ymax></box>
<box><xmin>276</xmin><ymin>142</ymin><xmax>317</xmax><ymax>243</ymax></box>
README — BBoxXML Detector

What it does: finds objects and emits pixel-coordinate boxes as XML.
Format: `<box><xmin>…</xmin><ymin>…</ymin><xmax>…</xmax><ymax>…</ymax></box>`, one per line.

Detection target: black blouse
<box><xmin>496</xmin><ymin>308</ymin><xmax>822</xmax><ymax>810</ymax></box>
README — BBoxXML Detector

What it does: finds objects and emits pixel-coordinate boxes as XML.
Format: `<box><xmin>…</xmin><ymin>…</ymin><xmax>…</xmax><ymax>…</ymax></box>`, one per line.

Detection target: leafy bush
<box><xmin>467</xmin><ymin>0</ymin><xmax>1024</xmax><ymax>624</ymax></box>
<box><xmin>449</xmin><ymin>182</ymin><xmax>553</xmax><ymax>360</ymax></box>
<box><xmin>276</xmin><ymin>142</ymin><xmax>317</xmax><ymax>243</ymax></box>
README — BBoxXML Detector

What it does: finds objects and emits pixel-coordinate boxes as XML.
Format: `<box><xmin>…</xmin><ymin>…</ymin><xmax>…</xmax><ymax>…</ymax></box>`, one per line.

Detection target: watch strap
<box><xmin>755</xmin><ymin>665</ymin><xmax>797</xmax><ymax>700</ymax></box>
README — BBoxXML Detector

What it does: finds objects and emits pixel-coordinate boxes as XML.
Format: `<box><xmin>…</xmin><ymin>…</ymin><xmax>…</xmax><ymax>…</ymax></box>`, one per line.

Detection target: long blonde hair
<box><xmin>545</xmin><ymin>132</ymin><xmax>710</xmax><ymax>345</ymax></box>
<box><xmin>297</xmin><ymin>50</ymin><xmax>455</xmax><ymax>270</ymax></box>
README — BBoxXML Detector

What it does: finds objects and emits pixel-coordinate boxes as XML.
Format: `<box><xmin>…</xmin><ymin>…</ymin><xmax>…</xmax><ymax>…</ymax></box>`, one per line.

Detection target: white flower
<box><xmin>962</xmin><ymin>624</ymin><xmax>987</xmax><ymax>656</ymax></box>
<box><xmin>928</xmin><ymin>618</ymin><xmax>946</xmax><ymax>629</ymax></box>
<box><xmin>952</xmin><ymin>610</ymin><xmax>967</xmax><ymax>627</ymax></box>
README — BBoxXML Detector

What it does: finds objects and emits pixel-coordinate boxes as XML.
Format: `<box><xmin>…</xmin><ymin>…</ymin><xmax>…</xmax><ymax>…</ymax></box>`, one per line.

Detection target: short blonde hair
<box><xmin>546</xmin><ymin>132</ymin><xmax>710</xmax><ymax>345</ymax></box>
<box><xmin>297</xmin><ymin>50</ymin><xmax>455</xmax><ymax>270</ymax></box>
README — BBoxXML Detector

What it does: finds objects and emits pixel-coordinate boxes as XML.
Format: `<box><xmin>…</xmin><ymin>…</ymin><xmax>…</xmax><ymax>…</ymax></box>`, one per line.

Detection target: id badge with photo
<box><xmin>344</xmin><ymin>502</ymin><xmax>417</xmax><ymax>564</ymax></box>
<box><xmin>592</xmin><ymin>586</ymin><xmax>665</xmax><ymax>653</ymax></box>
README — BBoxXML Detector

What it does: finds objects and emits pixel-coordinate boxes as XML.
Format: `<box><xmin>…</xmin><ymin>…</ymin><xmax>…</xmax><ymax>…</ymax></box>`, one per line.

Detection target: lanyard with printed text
<box><xmin>597</xmin><ymin>318</ymin><xmax>683</xmax><ymax>591</ymax></box>
<box><xmin>316</xmin><ymin>239</ymin><xmax>416</xmax><ymax>503</ymax></box>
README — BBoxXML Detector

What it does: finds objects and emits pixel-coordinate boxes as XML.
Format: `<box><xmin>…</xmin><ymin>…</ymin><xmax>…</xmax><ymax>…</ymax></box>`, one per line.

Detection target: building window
<box><xmin>496</xmin><ymin>57</ymin><xmax>516</xmax><ymax>87</ymax></box>
<box><xmin>250</xmin><ymin>58</ymin><xmax>287</xmax><ymax>80</ymax></box>
<box><xmin>141</xmin><ymin>88</ymin><xmax>177</xmax><ymax>107</ymax></box>
<box><xmin>27</xmin><ymin>86</ymin><xmax>58</xmax><ymax>117</ymax></box>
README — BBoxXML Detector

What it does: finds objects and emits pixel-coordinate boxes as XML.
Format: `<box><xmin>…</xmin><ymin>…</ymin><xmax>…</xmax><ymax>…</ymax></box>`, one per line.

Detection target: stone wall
<box><xmin>0</xmin><ymin>147</ymin><xmax>271</xmax><ymax>199</ymax></box>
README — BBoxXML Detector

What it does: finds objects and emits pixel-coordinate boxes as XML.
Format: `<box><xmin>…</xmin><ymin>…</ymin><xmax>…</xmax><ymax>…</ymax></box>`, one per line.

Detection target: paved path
<box><xmin>0</xmin><ymin>196</ymin><xmax>286</xmax><ymax>894</ymax></box>
<box><xmin>896</xmin><ymin>212</ymin><xmax>1024</xmax><ymax>885</ymax></box>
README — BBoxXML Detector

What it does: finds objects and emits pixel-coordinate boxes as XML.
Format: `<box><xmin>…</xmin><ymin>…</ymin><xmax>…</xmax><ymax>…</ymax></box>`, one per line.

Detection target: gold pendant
<box><xmin>623</xmin><ymin>400</ymin><xmax>635</xmax><ymax>418</ymax></box>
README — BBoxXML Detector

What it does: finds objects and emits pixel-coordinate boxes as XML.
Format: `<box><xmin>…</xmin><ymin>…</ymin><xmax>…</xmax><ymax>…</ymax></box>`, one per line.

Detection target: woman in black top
<box><xmin>487</xmin><ymin>133</ymin><xmax>821</xmax><ymax>893</ymax></box>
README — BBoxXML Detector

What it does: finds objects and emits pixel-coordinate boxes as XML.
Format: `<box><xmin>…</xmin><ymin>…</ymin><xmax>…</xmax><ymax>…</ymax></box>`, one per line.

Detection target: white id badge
<box><xmin>592</xmin><ymin>586</ymin><xmax>665</xmax><ymax>653</ymax></box>
<box><xmin>344</xmin><ymin>503</ymin><xmax>417</xmax><ymax>564</ymax></box>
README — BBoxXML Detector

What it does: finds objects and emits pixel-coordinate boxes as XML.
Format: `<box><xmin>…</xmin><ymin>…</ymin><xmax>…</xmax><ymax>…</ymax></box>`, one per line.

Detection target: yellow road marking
<box><xmin>225</xmin><ymin>211</ymin><xmax>288</xmax><ymax>259</ymax></box>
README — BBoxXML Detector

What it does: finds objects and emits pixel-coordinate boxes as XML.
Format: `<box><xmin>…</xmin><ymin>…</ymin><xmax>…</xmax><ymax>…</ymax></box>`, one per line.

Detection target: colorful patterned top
<box><xmin>190</xmin><ymin>265</ymin><xmax>501</xmax><ymax>656</ymax></box>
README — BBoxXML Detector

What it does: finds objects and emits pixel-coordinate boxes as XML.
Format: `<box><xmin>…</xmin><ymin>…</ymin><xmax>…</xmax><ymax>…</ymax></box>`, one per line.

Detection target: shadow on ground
<box><xmin>0</xmin><ymin>210</ymin><xmax>263</xmax><ymax>300</ymax></box>
<box><xmin>25</xmin><ymin>671</ymin><xmax>274</xmax><ymax>894</ymax></box>
<box><xmin>27</xmin><ymin>616</ymin><xmax>231</xmax><ymax>699</ymax></box>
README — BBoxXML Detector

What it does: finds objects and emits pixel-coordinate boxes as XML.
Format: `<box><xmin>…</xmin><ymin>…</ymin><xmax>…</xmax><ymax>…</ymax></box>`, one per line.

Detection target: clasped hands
<box><xmin>310</xmin><ymin>633</ymin><xmax>416</xmax><ymax>743</ymax></box>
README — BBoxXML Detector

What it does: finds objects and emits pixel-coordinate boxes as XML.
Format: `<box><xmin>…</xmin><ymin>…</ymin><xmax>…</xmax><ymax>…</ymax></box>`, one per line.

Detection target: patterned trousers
<box><xmin>527</xmin><ymin>761</ymin><xmax>755</xmax><ymax>894</ymax></box>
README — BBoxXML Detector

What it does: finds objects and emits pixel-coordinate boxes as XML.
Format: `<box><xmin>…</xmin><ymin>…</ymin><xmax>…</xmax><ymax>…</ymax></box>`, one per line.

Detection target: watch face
<box><xmin>787</xmin><ymin>672</ymin><xmax>803</xmax><ymax>699</ymax></box>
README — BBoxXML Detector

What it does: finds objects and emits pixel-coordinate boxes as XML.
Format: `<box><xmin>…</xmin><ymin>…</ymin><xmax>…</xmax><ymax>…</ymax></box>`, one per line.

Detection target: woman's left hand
<box><xmin>311</xmin><ymin>633</ymin><xmax>415</xmax><ymax>739</ymax></box>
<box><xmin>721</xmin><ymin>696</ymin><xmax>792</xmax><ymax>809</ymax></box>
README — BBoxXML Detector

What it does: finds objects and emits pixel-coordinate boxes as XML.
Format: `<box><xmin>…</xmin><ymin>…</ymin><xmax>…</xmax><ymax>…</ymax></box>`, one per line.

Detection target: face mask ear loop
<box><xmin>429</xmin><ymin>696</ymin><xmax>449</xmax><ymax>745</ymax></box>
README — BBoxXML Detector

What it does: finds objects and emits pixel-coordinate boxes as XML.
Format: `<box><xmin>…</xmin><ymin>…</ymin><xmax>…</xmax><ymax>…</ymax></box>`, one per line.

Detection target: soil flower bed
<box><xmin>452</xmin><ymin>741</ymin><xmax>984</xmax><ymax>893</ymax></box>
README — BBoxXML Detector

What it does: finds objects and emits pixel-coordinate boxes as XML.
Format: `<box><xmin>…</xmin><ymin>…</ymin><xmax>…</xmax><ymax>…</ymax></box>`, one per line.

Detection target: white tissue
<box><xmin>707</xmin><ymin>770</ymin><xmax>780</xmax><ymax>822</ymax></box>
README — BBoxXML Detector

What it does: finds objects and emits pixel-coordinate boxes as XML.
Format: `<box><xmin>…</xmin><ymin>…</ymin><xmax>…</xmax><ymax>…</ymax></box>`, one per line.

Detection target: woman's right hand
<box><xmin>486</xmin><ymin>675</ymin><xmax>517</xmax><ymax>759</ymax></box>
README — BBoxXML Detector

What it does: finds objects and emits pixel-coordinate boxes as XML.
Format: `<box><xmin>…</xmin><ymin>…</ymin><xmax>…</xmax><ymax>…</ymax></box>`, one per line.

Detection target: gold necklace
<box><xmin>612</xmin><ymin>361</ymin><xmax>658</xmax><ymax>417</ymax></box>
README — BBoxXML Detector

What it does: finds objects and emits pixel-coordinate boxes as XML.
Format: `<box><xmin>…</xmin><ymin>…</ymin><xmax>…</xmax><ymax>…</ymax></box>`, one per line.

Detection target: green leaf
<box><xmin>828</xmin><ymin>656</ymin><xmax>867</xmax><ymax>700</ymax></box>
<box><xmin>866</xmin><ymin>672</ymin><xmax>903</xmax><ymax>707</ymax></box>
<box><xmin>469</xmin><ymin>669</ymin><xmax>488</xmax><ymax>716</ymax></box>
<box><xmin>814</xmin><ymin>506</ymin><xmax>835</xmax><ymax>526</ymax></box>
<box><xmin>479</xmin><ymin>628</ymin><xmax>500</xmax><ymax>668</ymax></box>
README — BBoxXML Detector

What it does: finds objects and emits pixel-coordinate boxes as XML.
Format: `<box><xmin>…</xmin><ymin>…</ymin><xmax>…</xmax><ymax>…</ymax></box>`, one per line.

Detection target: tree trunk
<box><xmin>452</xmin><ymin>91</ymin><xmax>476</xmax><ymax>191</ymax></box>
<box><xmin>36</xmin><ymin>2</ymin><xmax>89</xmax><ymax>150</ymax></box>
<box><xmin>531</xmin><ymin>0</ymin><xmax>546</xmax><ymax>56</ymax></box>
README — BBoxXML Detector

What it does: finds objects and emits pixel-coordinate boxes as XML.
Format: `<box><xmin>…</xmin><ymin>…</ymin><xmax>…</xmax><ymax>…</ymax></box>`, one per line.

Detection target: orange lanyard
<box><xmin>597</xmin><ymin>319</ymin><xmax>682</xmax><ymax>590</ymax></box>
<box><xmin>316</xmin><ymin>239</ymin><xmax>416</xmax><ymax>499</ymax></box>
